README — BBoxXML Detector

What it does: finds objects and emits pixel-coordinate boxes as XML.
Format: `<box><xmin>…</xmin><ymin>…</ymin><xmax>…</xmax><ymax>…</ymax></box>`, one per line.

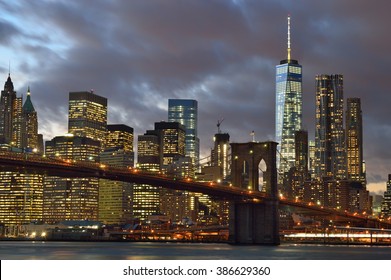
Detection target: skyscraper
<box><xmin>99</xmin><ymin>124</ymin><xmax>134</xmax><ymax>224</ymax></box>
<box><xmin>275</xmin><ymin>16</ymin><xmax>302</xmax><ymax>176</ymax></box>
<box><xmin>21</xmin><ymin>88</ymin><xmax>39</xmax><ymax>152</ymax></box>
<box><xmin>381</xmin><ymin>175</ymin><xmax>391</xmax><ymax>217</ymax></box>
<box><xmin>315</xmin><ymin>74</ymin><xmax>346</xmax><ymax>180</ymax></box>
<box><xmin>168</xmin><ymin>99</ymin><xmax>199</xmax><ymax>169</ymax></box>
<box><xmin>105</xmin><ymin>124</ymin><xmax>134</xmax><ymax>153</ymax></box>
<box><xmin>135</xmin><ymin>130</ymin><xmax>161</xmax><ymax>221</ymax></box>
<box><xmin>0</xmin><ymin>74</ymin><xmax>17</xmax><ymax>144</ymax></box>
<box><xmin>211</xmin><ymin>133</ymin><xmax>230</xmax><ymax>180</ymax></box>
<box><xmin>346</xmin><ymin>98</ymin><xmax>365</xmax><ymax>184</ymax></box>
<box><xmin>68</xmin><ymin>91</ymin><xmax>107</xmax><ymax>146</ymax></box>
<box><xmin>44</xmin><ymin>135</ymin><xmax>101</xmax><ymax>223</ymax></box>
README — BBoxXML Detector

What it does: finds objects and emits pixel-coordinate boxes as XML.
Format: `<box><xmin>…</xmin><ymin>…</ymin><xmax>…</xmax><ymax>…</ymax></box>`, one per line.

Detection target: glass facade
<box><xmin>168</xmin><ymin>99</ymin><xmax>199</xmax><ymax>168</ymax></box>
<box><xmin>275</xmin><ymin>59</ymin><xmax>302</xmax><ymax>175</ymax></box>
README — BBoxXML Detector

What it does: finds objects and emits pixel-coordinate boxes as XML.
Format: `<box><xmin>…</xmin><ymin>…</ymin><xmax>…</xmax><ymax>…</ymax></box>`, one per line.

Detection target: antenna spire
<box><xmin>287</xmin><ymin>14</ymin><xmax>291</xmax><ymax>61</ymax></box>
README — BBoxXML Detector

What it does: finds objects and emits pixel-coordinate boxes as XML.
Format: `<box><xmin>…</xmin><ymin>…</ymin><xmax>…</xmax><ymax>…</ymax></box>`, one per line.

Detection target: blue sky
<box><xmin>1</xmin><ymin>0</ymin><xmax>391</xmax><ymax>193</ymax></box>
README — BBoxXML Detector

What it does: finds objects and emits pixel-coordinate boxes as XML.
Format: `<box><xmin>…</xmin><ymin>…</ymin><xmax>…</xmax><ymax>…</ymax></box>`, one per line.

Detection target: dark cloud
<box><xmin>2</xmin><ymin>0</ymin><xmax>391</xmax><ymax>192</ymax></box>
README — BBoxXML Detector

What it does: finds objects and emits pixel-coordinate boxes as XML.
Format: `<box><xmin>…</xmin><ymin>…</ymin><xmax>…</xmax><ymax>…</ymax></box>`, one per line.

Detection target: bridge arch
<box><xmin>230</xmin><ymin>141</ymin><xmax>278</xmax><ymax>198</ymax></box>
<box><xmin>229</xmin><ymin>141</ymin><xmax>280</xmax><ymax>245</ymax></box>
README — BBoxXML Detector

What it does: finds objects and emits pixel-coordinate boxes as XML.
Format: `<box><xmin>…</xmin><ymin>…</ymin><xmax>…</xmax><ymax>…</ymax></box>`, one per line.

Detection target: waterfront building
<box><xmin>315</xmin><ymin>74</ymin><xmax>346</xmax><ymax>180</ymax></box>
<box><xmin>168</xmin><ymin>99</ymin><xmax>199</xmax><ymax>169</ymax></box>
<box><xmin>275</xmin><ymin>16</ymin><xmax>302</xmax><ymax>178</ymax></box>
<box><xmin>0</xmin><ymin>172</ymin><xmax>43</xmax><ymax>228</ymax></box>
<box><xmin>68</xmin><ymin>91</ymin><xmax>107</xmax><ymax>147</ymax></box>
<box><xmin>44</xmin><ymin>135</ymin><xmax>101</xmax><ymax>223</ymax></box>
<box><xmin>346</xmin><ymin>98</ymin><xmax>366</xmax><ymax>184</ymax></box>
<box><xmin>0</xmin><ymin>77</ymin><xmax>43</xmax><ymax>228</ymax></box>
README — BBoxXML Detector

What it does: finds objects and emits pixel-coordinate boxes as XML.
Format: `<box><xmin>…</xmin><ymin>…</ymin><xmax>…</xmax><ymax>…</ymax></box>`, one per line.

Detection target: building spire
<box><xmin>287</xmin><ymin>14</ymin><xmax>291</xmax><ymax>61</ymax></box>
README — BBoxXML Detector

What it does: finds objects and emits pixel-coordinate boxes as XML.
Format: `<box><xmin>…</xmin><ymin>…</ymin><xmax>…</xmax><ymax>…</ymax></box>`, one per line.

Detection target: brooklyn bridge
<box><xmin>1</xmin><ymin>142</ymin><xmax>390</xmax><ymax>245</ymax></box>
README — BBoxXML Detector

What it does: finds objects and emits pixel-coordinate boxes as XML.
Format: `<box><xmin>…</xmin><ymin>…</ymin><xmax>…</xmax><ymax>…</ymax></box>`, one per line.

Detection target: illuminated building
<box><xmin>285</xmin><ymin>130</ymin><xmax>309</xmax><ymax>200</ymax></box>
<box><xmin>134</xmin><ymin>131</ymin><xmax>161</xmax><ymax>221</ymax></box>
<box><xmin>346</xmin><ymin>98</ymin><xmax>365</xmax><ymax>184</ymax></box>
<box><xmin>168</xmin><ymin>99</ymin><xmax>199</xmax><ymax>169</ymax></box>
<box><xmin>99</xmin><ymin>124</ymin><xmax>134</xmax><ymax>224</ymax></box>
<box><xmin>21</xmin><ymin>88</ymin><xmax>39</xmax><ymax>152</ymax></box>
<box><xmin>105</xmin><ymin>124</ymin><xmax>134</xmax><ymax>153</ymax></box>
<box><xmin>0</xmin><ymin>172</ymin><xmax>44</xmax><ymax>228</ymax></box>
<box><xmin>275</xmin><ymin>16</ymin><xmax>302</xmax><ymax>177</ymax></box>
<box><xmin>308</xmin><ymin>140</ymin><xmax>316</xmax><ymax>179</ymax></box>
<box><xmin>0</xmin><ymin>78</ymin><xmax>44</xmax><ymax>229</ymax></box>
<box><xmin>381</xmin><ymin>175</ymin><xmax>391</xmax><ymax>217</ymax></box>
<box><xmin>44</xmin><ymin>135</ymin><xmax>101</xmax><ymax>223</ymax></box>
<box><xmin>315</xmin><ymin>74</ymin><xmax>346</xmax><ymax>180</ymax></box>
<box><xmin>154</xmin><ymin>121</ymin><xmax>197</xmax><ymax>221</ymax></box>
<box><xmin>211</xmin><ymin>133</ymin><xmax>230</xmax><ymax>180</ymax></box>
<box><xmin>99</xmin><ymin>147</ymin><xmax>133</xmax><ymax>225</ymax></box>
<box><xmin>68</xmin><ymin>91</ymin><xmax>107</xmax><ymax>147</ymax></box>
<box><xmin>154</xmin><ymin>121</ymin><xmax>185</xmax><ymax>168</ymax></box>
<box><xmin>0</xmin><ymin>74</ymin><xmax>16</xmax><ymax>144</ymax></box>
<box><xmin>11</xmin><ymin>96</ymin><xmax>23</xmax><ymax>148</ymax></box>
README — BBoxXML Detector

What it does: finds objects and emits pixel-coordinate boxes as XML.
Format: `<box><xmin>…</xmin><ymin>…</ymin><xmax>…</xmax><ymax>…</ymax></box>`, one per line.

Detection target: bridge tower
<box><xmin>229</xmin><ymin>141</ymin><xmax>280</xmax><ymax>245</ymax></box>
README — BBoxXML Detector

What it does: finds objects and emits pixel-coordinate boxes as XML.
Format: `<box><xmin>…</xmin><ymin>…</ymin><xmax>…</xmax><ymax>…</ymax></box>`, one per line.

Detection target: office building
<box><xmin>315</xmin><ymin>74</ymin><xmax>346</xmax><ymax>180</ymax></box>
<box><xmin>21</xmin><ymin>88</ymin><xmax>39</xmax><ymax>152</ymax></box>
<box><xmin>99</xmin><ymin>147</ymin><xmax>133</xmax><ymax>225</ymax></box>
<box><xmin>99</xmin><ymin>124</ymin><xmax>134</xmax><ymax>224</ymax></box>
<box><xmin>0</xmin><ymin>74</ymin><xmax>16</xmax><ymax>144</ymax></box>
<box><xmin>346</xmin><ymin>98</ymin><xmax>365</xmax><ymax>184</ymax></box>
<box><xmin>275</xmin><ymin>16</ymin><xmax>302</xmax><ymax>177</ymax></box>
<box><xmin>43</xmin><ymin>135</ymin><xmax>100</xmax><ymax>223</ymax></box>
<box><xmin>0</xmin><ymin>77</ymin><xmax>43</xmax><ymax>229</ymax></box>
<box><xmin>381</xmin><ymin>175</ymin><xmax>391</xmax><ymax>217</ymax></box>
<box><xmin>168</xmin><ymin>99</ymin><xmax>199</xmax><ymax>169</ymax></box>
<box><xmin>105</xmin><ymin>124</ymin><xmax>134</xmax><ymax>153</ymax></box>
<box><xmin>154</xmin><ymin>121</ymin><xmax>186</xmax><ymax>168</ymax></box>
<box><xmin>134</xmin><ymin>131</ymin><xmax>161</xmax><ymax>221</ymax></box>
<box><xmin>0</xmin><ymin>172</ymin><xmax>43</xmax><ymax>229</ymax></box>
<box><xmin>68</xmin><ymin>91</ymin><xmax>107</xmax><ymax>147</ymax></box>
<box><xmin>211</xmin><ymin>133</ymin><xmax>230</xmax><ymax>181</ymax></box>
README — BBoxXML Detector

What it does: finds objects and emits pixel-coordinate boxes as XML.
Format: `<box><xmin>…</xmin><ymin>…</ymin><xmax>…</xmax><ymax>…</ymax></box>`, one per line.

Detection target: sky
<box><xmin>1</xmin><ymin>0</ymin><xmax>391</xmax><ymax>193</ymax></box>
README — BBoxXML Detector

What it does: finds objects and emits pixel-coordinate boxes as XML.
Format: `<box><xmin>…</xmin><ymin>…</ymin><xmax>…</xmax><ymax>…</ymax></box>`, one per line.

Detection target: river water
<box><xmin>1</xmin><ymin>241</ymin><xmax>391</xmax><ymax>260</ymax></box>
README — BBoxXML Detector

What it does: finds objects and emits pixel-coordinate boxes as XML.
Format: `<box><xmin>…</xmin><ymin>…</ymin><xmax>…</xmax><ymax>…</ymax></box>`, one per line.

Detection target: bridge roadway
<box><xmin>1</xmin><ymin>151</ymin><xmax>390</xmax><ymax>228</ymax></box>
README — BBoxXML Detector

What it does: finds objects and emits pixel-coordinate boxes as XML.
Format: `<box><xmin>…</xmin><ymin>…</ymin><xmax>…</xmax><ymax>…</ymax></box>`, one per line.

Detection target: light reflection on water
<box><xmin>0</xmin><ymin>241</ymin><xmax>390</xmax><ymax>260</ymax></box>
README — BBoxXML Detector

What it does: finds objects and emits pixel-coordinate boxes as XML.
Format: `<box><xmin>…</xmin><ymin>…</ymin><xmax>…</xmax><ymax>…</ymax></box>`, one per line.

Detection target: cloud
<box><xmin>1</xmin><ymin>0</ymin><xmax>391</xmax><ymax>191</ymax></box>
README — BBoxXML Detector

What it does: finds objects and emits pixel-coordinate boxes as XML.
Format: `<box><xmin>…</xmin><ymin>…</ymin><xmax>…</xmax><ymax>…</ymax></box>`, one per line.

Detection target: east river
<box><xmin>1</xmin><ymin>241</ymin><xmax>391</xmax><ymax>260</ymax></box>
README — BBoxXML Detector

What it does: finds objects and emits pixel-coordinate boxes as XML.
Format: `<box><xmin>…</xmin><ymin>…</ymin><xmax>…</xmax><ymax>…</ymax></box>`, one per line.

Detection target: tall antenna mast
<box><xmin>287</xmin><ymin>14</ymin><xmax>291</xmax><ymax>62</ymax></box>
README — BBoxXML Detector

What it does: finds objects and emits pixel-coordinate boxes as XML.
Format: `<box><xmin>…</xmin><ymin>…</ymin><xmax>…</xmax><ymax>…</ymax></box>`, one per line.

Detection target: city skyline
<box><xmin>1</xmin><ymin>1</ymin><xmax>391</xmax><ymax>193</ymax></box>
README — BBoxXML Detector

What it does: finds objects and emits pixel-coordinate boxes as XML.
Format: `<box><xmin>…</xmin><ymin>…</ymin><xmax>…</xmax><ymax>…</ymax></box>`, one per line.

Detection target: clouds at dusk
<box><xmin>1</xmin><ymin>0</ymin><xmax>391</xmax><ymax>192</ymax></box>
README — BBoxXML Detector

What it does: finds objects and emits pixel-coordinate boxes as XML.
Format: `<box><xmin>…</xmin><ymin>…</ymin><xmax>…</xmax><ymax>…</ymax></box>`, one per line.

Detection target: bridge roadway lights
<box><xmin>229</xmin><ymin>142</ymin><xmax>280</xmax><ymax>245</ymax></box>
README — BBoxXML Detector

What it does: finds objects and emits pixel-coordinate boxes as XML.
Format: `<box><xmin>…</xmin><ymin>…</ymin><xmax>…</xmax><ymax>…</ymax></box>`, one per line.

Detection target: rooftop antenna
<box><xmin>8</xmin><ymin>60</ymin><xmax>10</xmax><ymax>76</ymax></box>
<box><xmin>217</xmin><ymin>118</ymin><xmax>224</xmax><ymax>134</ymax></box>
<box><xmin>287</xmin><ymin>14</ymin><xmax>291</xmax><ymax>62</ymax></box>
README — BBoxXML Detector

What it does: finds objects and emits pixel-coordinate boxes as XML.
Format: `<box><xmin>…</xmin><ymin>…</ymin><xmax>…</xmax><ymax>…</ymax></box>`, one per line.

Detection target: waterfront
<box><xmin>1</xmin><ymin>241</ymin><xmax>391</xmax><ymax>260</ymax></box>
